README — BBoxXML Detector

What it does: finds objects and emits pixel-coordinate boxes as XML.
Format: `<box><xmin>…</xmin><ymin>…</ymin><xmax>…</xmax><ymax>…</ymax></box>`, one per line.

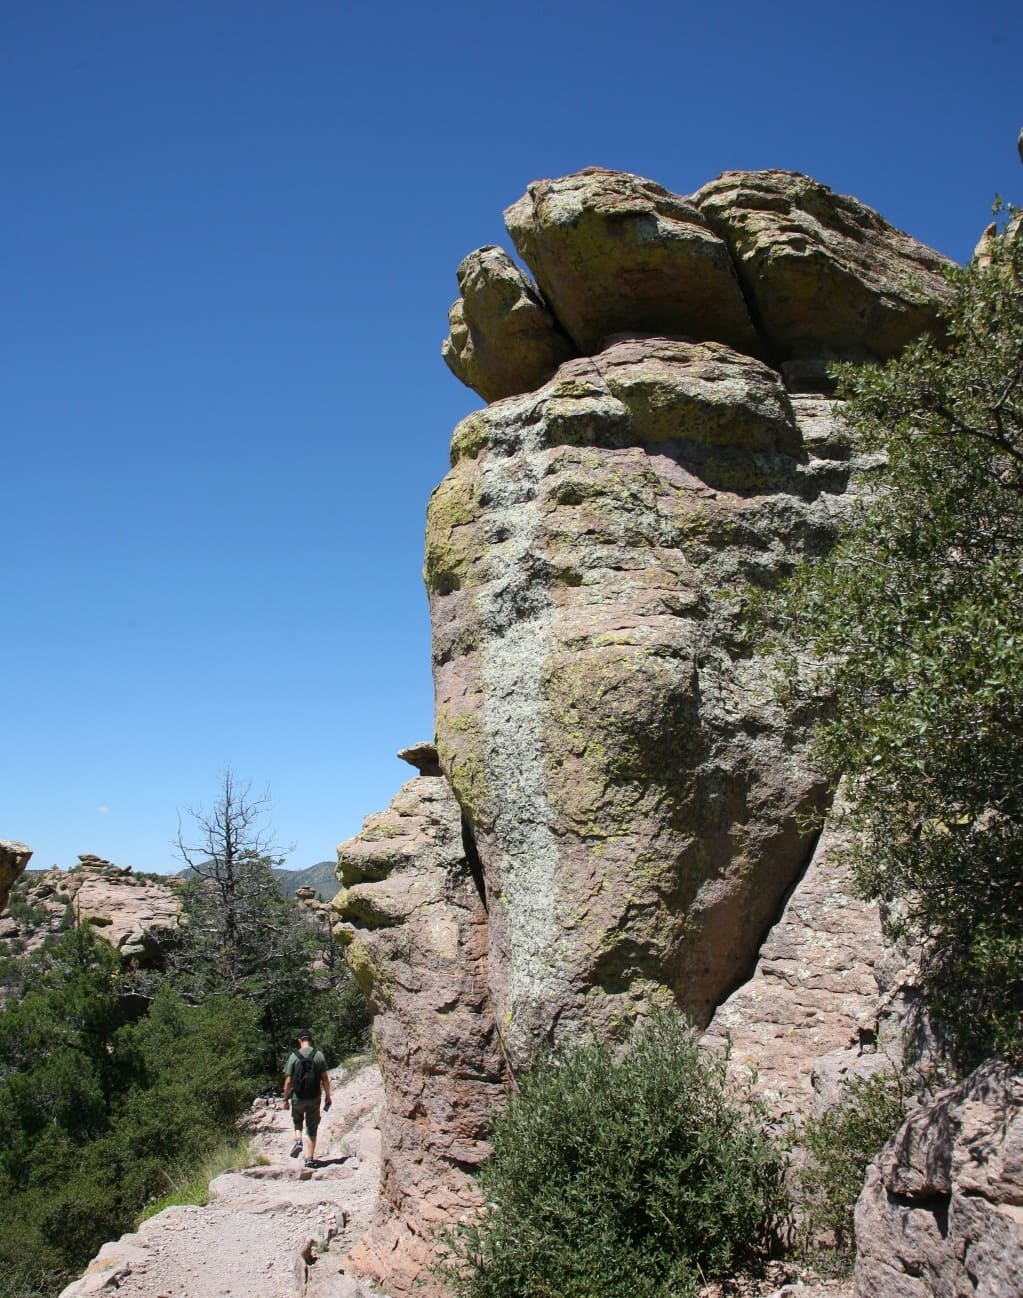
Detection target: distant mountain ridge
<box><xmin>176</xmin><ymin>859</ymin><xmax>338</xmax><ymax>900</ymax></box>
<box><xmin>274</xmin><ymin>860</ymin><xmax>338</xmax><ymax>899</ymax></box>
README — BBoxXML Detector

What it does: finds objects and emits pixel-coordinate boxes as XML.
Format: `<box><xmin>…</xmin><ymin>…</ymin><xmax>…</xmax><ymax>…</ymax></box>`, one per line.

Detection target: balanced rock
<box><xmin>333</xmin><ymin>772</ymin><xmax>506</xmax><ymax>1296</ymax></box>
<box><xmin>504</xmin><ymin>167</ymin><xmax>761</xmax><ymax>358</ymax></box>
<box><xmin>0</xmin><ymin>840</ymin><xmax>32</xmax><ymax>913</ymax></box>
<box><xmin>442</xmin><ymin>245</ymin><xmax>576</xmax><ymax>402</ymax></box>
<box><xmin>855</xmin><ymin>1061</ymin><xmax>1023</xmax><ymax>1297</ymax></box>
<box><xmin>694</xmin><ymin>170</ymin><xmax>955</xmax><ymax>364</ymax></box>
<box><xmin>448</xmin><ymin>168</ymin><xmax>955</xmax><ymax>404</ymax></box>
<box><xmin>426</xmin><ymin>333</ymin><xmax>881</xmax><ymax>1066</ymax></box>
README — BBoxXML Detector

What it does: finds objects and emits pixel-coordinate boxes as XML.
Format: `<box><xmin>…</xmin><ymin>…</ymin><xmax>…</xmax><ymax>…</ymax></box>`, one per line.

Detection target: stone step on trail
<box><xmin>59</xmin><ymin>1063</ymin><xmax>388</xmax><ymax>1298</ymax></box>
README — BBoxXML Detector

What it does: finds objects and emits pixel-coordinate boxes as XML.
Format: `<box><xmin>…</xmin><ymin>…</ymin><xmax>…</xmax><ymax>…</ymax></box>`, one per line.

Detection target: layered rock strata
<box><xmin>333</xmin><ymin>757</ymin><xmax>506</xmax><ymax>1296</ymax></box>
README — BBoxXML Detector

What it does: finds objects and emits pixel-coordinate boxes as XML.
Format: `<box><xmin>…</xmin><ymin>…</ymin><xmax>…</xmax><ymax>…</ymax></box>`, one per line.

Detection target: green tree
<box><xmin>171</xmin><ymin>771</ymin><xmax>369</xmax><ymax>1073</ymax></box>
<box><xmin>774</xmin><ymin>214</ymin><xmax>1023</xmax><ymax>1063</ymax></box>
<box><xmin>441</xmin><ymin>1015</ymin><xmax>787</xmax><ymax>1298</ymax></box>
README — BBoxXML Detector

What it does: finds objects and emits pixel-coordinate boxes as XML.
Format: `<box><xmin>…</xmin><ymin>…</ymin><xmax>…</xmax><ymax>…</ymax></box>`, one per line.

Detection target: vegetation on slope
<box><xmin>771</xmin><ymin>213</ymin><xmax>1023</xmax><ymax>1064</ymax></box>
<box><xmin>0</xmin><ymin>778</ymin><xmax>369</xmax><ymax>1298</ymax></box>
<box><xmin>441</xmin><ymin>1015</ymin><xmax>788</xmax><ymax>1298</ymax></box>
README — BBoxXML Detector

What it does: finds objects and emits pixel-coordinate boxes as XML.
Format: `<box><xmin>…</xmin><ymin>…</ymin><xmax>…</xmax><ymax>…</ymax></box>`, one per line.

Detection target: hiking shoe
<box><xmin>305</xmin><ymin>1158</ymin><xmax>318</xmax><ymax>1169</ymax></box>
<box><xmin>290</xmin><ymin>1141</ymin><xmax>303</xmax><ymax>1159</ymax></box>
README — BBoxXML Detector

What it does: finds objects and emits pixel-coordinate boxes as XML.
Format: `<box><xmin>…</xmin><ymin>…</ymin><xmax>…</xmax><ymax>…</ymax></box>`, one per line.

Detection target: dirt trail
<box><xmin>60</xmin><ymin>1063</ymin><xmax>389</xmax><ymax>1298</ymax></box>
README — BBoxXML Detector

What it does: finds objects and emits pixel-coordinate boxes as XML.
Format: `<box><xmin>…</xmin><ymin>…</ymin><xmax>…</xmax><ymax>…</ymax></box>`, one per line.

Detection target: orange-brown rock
<box><xmin>333</xmin><ymin>772</ymin><xmax>507</xmax><ymax>1296</ymax></box>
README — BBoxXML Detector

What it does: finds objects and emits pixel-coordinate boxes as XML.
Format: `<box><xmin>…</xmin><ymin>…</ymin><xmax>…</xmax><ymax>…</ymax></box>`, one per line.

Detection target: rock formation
<box><xmin>0</xmin><ymin>839</ymin><xmax>32</xmax><ymax>913</ymax></box>
<box><xmin>855</xmin><ymin>1061</ymin><xmax>1023</xmax><ymax>1297</ymax></box>
<box><xmin>0</xmin><ymin>855</ymin><xmax>184</xmax><ymax>963</ymax></box>
<box><xmin>337</xmin><ymin>165</ymin><xmax>957</xmax><ymax>1292</ymax></box>
<box><xmin>333</xmin><ymin>750</ymin><xmax>506</xmax><ymax>1295</ymax></box>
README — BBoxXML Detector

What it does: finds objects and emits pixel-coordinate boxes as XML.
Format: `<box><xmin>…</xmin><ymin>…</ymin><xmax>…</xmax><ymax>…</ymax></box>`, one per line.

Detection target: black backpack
<box><xmin>293</xmin><ymin>1049</ymin><xmax>320</xmax><ymax>1100</ymax></box>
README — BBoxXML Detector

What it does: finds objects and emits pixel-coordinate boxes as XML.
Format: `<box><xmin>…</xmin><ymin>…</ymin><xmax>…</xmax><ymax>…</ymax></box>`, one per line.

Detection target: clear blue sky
<box><xmin>3</xmin><ymin>1</ymin><xmax>1020</xmax><ymax>873</ymax></box>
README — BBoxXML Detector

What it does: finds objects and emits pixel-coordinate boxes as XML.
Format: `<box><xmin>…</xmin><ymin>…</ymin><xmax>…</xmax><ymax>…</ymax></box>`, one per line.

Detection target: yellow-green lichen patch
<box><xmin>424</xmin><ymin>463</ymin><xmax>483</xmax><ymax>596</ymax></box>
<box><xmin>450</xmin><ymin>411</ymin><xmax>491</xmax><ymax>464</ymax></box>
<box><xmin>436</xmin><ymin>704</ymin><xmax>491</xmax><ymax>827</ymax></box>
<box><xmin>543</xmin><ymin>646</ymin><xmax>703</xmax><ymax>830</ymax></box>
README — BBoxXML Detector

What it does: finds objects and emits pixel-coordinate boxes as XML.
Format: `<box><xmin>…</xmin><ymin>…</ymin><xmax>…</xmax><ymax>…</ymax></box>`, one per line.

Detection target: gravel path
<box><xmin>59</xmin><ymin>1063</ymin><xmax>389</xmax><ymax>1298</ymax></box>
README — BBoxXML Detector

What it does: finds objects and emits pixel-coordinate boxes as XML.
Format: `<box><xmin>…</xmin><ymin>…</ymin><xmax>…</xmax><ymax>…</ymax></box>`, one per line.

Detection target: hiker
<box><xmin>282</xmin><ymin>1030</ymin><xmax>331</xmax><ymax>1167</ymax></box>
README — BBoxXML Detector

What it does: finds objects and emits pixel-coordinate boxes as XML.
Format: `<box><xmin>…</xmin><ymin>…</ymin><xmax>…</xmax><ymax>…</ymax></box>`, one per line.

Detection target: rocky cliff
<box><xmin>0</xmin><ymin>855</ymin><xmax>184</xmax><ymax>963</ymax></box>
<box><xmin>0</xmin><ymin>840</ymin><xmax>32</xmax><ymax>913</ymax></box>
<box><xmin>334</xmin><ymin>165</ymin><xmax>955</xmax><ymax>1292</ymax></box>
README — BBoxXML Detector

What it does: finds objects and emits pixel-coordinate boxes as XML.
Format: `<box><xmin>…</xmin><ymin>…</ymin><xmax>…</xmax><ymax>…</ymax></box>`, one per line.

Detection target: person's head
<box><xmin>298</xmin><ymin>1031</ymin><xmax>313</xmax><ymax>1048</ymax></box>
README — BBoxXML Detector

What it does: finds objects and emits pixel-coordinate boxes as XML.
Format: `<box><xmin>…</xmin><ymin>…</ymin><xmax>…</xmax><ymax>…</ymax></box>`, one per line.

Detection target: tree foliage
<box><xmin>441</xmin><ymin>1015</ymin><xmax>788</xmax><ymax>1298</ymax></box>
<box><xmin>170</xmin><ymin>770</ymin><xmax>369</xmax><ymax>1074</ymax></box>
<box><xmin>775</xmin><ymin>215</ymin><xmax>1023</xmax><ymax>1063</ymax></box>
<box><xmin>0</xmin><ymin>775</ymin><xmax>369</xmax><ymax>1297</ymax></box>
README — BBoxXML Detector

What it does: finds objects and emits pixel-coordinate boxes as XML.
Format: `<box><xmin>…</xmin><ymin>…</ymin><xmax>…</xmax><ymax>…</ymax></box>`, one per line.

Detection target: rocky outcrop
<box><xmin>0</xmin><ymin>855</ymin><xmax>184</xmax><ymax>963</ymax></box>
<box><xmin>0</xmin><ymin>839</ymin><xmax>32</xmax><ymax>913</ymax></box>
<box><xmin>332</xmin><ymin>761</ymin><xmax>507</xmax><ymax>1295</ymax></box>
<box><xmin>426</xmin><ymin>334</ymin><xmax>882</xmax><ymax>1066</ymax></box>
<box><xmin>503</xmin><ymin>168</ymin><xmax>761</xmax><ymax>358</ymax></box>
<box><xmin>442</xmin><ymin>246</ymin><xmax>576</xmax><ymax>401</ymax></box>
<box><xmin>693</xmin><ymin>170</ymin><xmax>955</xmax><ymax>366</ymax></box>
<box><xmin>854</xmin><ymin>1062</ymin><xmax>1023</xmax><ymax>1298</ymax></box>
<box><xmin>337</xmin><ymin>167</ymin><xmax>959</xmax><ymax>1293</ymax></box>
<box><xmin>701</xmin><ymin>801</ymin><xmax>889</xmax><ymax>1118</ymax></box>
<box><xmin>445</xmin><ymin>167</ymin><xmax>954</xmax><ymax>405</ymax></box>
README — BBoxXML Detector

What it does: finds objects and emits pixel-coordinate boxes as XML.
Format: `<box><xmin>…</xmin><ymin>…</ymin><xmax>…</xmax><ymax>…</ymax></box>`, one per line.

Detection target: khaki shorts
<box><xmin>291</xmin><ymin>1095</ymin><xmax>321</xmax><ymax>1136</ymax></box>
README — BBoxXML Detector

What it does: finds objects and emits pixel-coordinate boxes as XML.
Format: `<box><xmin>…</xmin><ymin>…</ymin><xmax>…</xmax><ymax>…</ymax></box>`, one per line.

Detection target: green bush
<box><xmin>795</xmin><ymin>1068</ymin><xmax>910</xmax><ymax>1269</ymax></box>
<box><xmin>441</xmin><ymin>1014</ymin><xmax>788</xmax><ymax>1298</ymax></box>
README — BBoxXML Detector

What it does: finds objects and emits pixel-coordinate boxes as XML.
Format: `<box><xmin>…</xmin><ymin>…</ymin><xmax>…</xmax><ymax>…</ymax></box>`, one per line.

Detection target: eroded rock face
<box><xmin>340</xmin><ymin>169</ymin><xmax>959</xmax><ymax>1294</ymax></box>
<box><xmin>0</xmin><ymin>855</ymin><xmax>183</xmax><ymax>963</ymax></box>
<box><xmin>333</xmin><ymin>773</ymin><xmax>506</xmax><ymax>1296</ymax></box>
<box><xmin>442</xmin><ymin>245</ymin><xmax>576</xmax><ymax>402</ymax></box>
<box><xmin>427</xmin><ymin>334</ymin><xmax>882</xmax><ymax>1067</ymax></box>
<box><xmin>445</xmin><ymin>167</ymin><xmax>954</xmax><ymax>405</ymax></box>
<box><xmin>503</xmin><ymin>167</ymin><xmax>761</xmax><ymax>359</ymax></box>
<box><xmin>694</xmin><ymin>170</ymin><xmax>955</xmax><ymax>366</ymax></box>
<box><xmin>701</xmin><ymin>800</ymin><xmax>888</xmax><ymax>1118</ymax></box>
<box><xmin>855</xmin><ymin>1062</ymin><xmax>1023</xmax><ymax>1298</ymax></box>
<box><xmin>0</xmin><ymin>840</ymin><xmax>32</xmax><ymax>913</ymax></box>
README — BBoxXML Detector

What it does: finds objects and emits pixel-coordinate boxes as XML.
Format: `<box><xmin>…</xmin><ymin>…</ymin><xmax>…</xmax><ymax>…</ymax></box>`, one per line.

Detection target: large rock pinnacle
<box><xmin>337</xmin><ymin>165</ymin><xmax>958</xmax><ymax>1293</ymax></box>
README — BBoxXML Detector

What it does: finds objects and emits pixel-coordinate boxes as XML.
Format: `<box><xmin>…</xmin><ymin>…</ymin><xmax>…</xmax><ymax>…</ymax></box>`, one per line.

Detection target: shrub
<box><xmin>794</xmin><ymin>1068</ymin><xmax>911</xmax><ymax>1269</ymax></box>
<box><xmin>441</xmin><ymin>1014</ymin><xmax>788</xmax><ymax>1298</ymax></box>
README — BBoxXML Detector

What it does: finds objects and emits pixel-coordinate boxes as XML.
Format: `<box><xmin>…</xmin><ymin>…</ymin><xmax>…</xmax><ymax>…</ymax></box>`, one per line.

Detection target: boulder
<box><xmin>442</xmin><ymin>245</ymin><xmax>576</xmax><ymax>402</ymax></box>
<box><xmin>426</xmin><ymin>334</ymin><xmax>882</xmax><ymax>1067</ymax></box>
<box><xmin>504</xmin><ymin>167</ymin><xmax>761</xmax><ymax>358</ymax></box>
<box><xmin>0</xmin><ymin>840</ymin><xmax>32</xmax><ymax>913</ymax></box>
<box><xmin>855</xmin><ymin>1061</ymin><xmax>1023</xmax><ymax>1297</ymax></box>
<box><xmin>694</xmin><ymin>170</ymin><xmax>955</xmax><ymax>365</ymax></box>
<box><xmin>333</xmin><ymin>772</ymin><xmax>507</xmax><ymax>1297</ymax></box>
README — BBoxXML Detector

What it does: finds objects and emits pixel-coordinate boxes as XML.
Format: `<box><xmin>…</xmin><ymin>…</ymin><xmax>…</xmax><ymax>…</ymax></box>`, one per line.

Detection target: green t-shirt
<box><xmin>284</xmin><ymin>1046</ymin><xmax>327</xmax><ymax>1097</ymax></box>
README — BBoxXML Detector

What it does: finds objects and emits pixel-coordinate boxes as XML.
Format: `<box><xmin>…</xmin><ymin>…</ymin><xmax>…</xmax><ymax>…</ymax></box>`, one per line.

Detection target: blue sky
<box><xmin>3</xmin><ymin>1</ymin><xmax>1020</xmax><ymax>873</ymax></box>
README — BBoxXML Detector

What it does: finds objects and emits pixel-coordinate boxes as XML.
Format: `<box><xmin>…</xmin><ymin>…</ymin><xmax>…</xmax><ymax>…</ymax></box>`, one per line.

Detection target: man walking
<box><xmin>282</xmin><ymin>1030</ymin><xmax>331</xmax><ymax>1168</ymax></box>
